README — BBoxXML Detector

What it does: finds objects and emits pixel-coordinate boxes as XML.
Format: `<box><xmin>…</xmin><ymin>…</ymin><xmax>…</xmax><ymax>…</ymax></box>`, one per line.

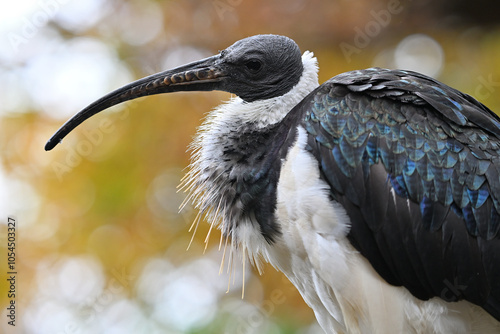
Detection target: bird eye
<box><xmin>245</xmin><ymin>59</ymin><xmax>262</xmax><ymax>73</ymax></box>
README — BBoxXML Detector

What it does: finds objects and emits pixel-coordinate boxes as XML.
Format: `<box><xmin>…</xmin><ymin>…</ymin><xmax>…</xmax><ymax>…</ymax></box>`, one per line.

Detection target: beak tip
<box><xmin>44</xmin><ymin>139</ymin><xmax>58</xmax><ymax>151</ymax></box>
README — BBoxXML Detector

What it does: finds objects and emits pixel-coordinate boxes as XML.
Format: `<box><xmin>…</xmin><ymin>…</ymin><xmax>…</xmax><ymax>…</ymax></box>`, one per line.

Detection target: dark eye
<box><xmin>244</xmin><ymin>59</ymin><xmax>262</xmax><ymax>73</ymax></box>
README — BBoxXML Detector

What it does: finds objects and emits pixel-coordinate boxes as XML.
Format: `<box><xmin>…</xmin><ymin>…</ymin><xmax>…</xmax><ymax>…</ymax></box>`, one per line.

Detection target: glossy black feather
<box><xmin>298</xmin><ymin>68</ymin><xmax>500</xmax><ymax>320</ymax></box>
<box><xmin>219</xmin><ymin>119</ymin><xmax>300</xmax><ymax>243</ymax></box>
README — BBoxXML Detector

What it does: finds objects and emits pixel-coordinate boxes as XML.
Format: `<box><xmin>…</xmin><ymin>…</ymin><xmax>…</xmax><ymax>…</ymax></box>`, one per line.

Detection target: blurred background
<box><xmin>1</xmin><ymin>0</ymin><xmax>500</xmax><ymax>333</ymax></box>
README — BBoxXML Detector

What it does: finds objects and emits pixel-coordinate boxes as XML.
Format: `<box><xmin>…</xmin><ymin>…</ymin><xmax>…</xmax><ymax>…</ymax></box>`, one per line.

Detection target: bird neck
<box><xmin>180</xmin><ymin>51</ymin><xmax>320</xmax><ymax>247</ymax></box>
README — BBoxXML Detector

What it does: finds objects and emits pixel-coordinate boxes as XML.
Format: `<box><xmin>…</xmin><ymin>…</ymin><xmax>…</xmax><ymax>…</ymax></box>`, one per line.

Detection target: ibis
<box><xmin>46</xmin><ymin>34</ymin><xmax>500</xmax><ymax>333</ymax></box>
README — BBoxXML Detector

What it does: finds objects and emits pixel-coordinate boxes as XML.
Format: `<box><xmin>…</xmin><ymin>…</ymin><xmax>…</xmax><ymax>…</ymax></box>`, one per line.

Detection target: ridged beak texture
<box><xmin>45</xmin><ymin>54</ymin><xmax>224</xmax><ymax>151</ymax></box>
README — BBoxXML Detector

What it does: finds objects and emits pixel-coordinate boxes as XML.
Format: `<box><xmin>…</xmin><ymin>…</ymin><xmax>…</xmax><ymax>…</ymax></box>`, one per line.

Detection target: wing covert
<box><xmin>298</xmin><ymin>67</ymin><xmax>500</xmax><ymax>320</ymax></box>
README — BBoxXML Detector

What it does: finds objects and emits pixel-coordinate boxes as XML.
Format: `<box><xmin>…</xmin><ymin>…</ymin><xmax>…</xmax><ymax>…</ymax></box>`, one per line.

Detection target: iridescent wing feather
<box><xmin>297</xmin><ymin>68</ymin><xmax>500</xmax><ymax>320</ymax></box>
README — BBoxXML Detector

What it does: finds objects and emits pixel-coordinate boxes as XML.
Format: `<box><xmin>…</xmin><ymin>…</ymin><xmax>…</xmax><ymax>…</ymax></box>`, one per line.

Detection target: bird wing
<box><xmin>297</xmin><ymin>68</ymin><xmax>500</xmax><ymax>320</ymax></box>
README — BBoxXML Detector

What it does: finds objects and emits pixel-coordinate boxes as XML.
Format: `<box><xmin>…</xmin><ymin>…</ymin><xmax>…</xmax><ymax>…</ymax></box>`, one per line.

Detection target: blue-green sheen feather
<box><xmin>300</xmin><ymin>68</ymin><xmax>500</xmax><ymax>320</ymax></box>
<box><xmin>303</xmin><ymin>67</ymin><xmax>500</xmax><ymax>240</ymax></box>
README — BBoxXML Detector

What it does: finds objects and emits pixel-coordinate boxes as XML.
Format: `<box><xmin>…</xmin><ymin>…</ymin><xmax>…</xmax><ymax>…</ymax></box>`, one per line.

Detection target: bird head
<box><xmin>45</xmin><ymin>34</ymin><xmax>303</xmax><ymax>151</ymax></box>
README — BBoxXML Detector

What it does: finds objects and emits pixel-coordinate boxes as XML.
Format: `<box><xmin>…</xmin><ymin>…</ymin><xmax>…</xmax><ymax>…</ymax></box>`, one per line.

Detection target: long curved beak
<box><xmin>45</xmin><ymin>54</ymin><xmax>225</xmax><ymax>151</ymax></box>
